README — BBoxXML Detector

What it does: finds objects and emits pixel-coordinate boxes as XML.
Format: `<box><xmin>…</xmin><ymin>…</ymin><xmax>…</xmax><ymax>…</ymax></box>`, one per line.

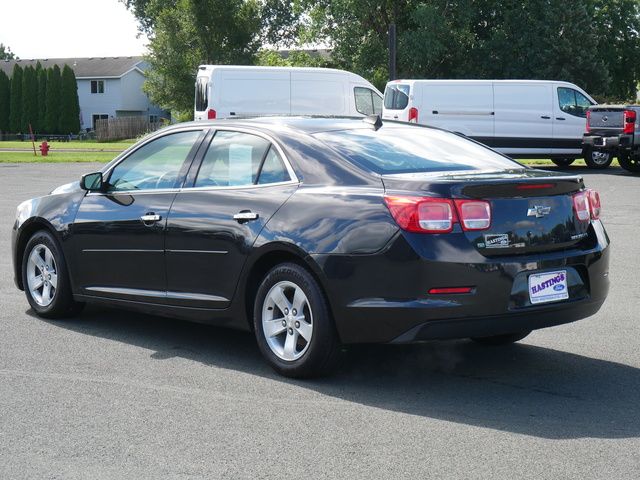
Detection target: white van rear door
<box><xmin>218</xmin><ymin>70</ymin><xmax>290</xmax><ymax>117</ymax></box>
<box><xmin>291</xmin><ymin>71</ymin><xmax>348</xmax><ymax>115</ymax></box>
<box><xmin>494</xmin><ymin>83</ymin><xmax>553</xmax><ymax>155</ymax></box>
<box><xmin>382</xmin><ymin>83</ymin><xmax>412</xmax><ymax>121</ymax></box>
<box><xmin>552</xmin><ymin>85</ymin><xmax>592</xmax><ymax>156</ymax></box>
<box><xmin>423</xmin><ymin>84</ymin><xmax>494</xmax><ymax>137</ymax></box>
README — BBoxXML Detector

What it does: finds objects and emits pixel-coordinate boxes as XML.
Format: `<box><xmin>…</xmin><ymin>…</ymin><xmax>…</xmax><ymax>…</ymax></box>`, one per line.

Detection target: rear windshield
<box><xmin>314</xmin><ymin>127</ymin><xmax>521</xmax><ymax>175</ymax></box>
<box><xmin>384</xmin><ymin>84</ymin><xmax>410</xmax><ymax>110</ymax></box>
<box><xmin>195</xmin><ymin>76</ymin><xmax>209</xmax><ymax>112</ymax></box>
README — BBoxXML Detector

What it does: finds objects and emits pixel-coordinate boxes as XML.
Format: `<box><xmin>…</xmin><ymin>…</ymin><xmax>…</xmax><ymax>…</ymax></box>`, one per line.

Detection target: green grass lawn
<box><xmin>519</xmin><ymin>158</ymin><xmax>621</xmax><ymax>167</ymax></box>
<box><xmin>0</xmin><ymin>140</ymin><xmax>135</xmax><ymax>151</ymax></box>
<box><xmin>0</xmin><ymin>151</ymin><xmax>120</xmax><ymax>163</ymax></box>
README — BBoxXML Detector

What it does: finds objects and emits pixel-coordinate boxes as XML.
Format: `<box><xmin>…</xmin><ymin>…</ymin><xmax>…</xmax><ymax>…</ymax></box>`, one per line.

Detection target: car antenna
<box><xmin>363</xmin><ymin>114</ymin><xmax>383</xmax><ymax>130</ymax></box>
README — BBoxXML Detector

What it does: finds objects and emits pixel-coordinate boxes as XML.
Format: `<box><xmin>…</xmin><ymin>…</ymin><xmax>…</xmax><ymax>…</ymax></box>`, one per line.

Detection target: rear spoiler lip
<box><xmin>382</xmin><ymin>171</ymin><xmax>584</xmax><ymax>198</ymax></box>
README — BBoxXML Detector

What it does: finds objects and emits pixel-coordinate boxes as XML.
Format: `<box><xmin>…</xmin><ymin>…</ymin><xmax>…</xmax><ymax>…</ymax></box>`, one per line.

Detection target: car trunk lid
<box><xmin>382</xmin><ymin>169</ymin><xmax>591</xmax><ymax>255</ymax></box>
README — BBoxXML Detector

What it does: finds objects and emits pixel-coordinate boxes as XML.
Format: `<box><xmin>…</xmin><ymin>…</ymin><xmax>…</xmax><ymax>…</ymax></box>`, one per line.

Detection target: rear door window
<box><xmin>194</xmin><ymin>131</ymin><xmax>291</xmax><ymax>187</ymax></box>
<box><xmin>383</xmin><ymin>84</ymin><xmax>410</xmax><ymax>110</ymax></box>
<box><xmin>257</xmin><ymin>147</ymin><xmax>290</xmax><ymax>184</ymax></box>
<box><xmin>195</xmin><ymin>76</ymin><xmax>209</xmax><ymax>112</ymax></box>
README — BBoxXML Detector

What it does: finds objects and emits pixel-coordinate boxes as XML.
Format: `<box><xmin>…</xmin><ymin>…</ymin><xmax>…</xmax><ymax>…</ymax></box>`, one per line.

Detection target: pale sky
<box><xmin>0</xmin><ymin>0</ymin><xmax>148</xmax><ymax>58</ymax></box>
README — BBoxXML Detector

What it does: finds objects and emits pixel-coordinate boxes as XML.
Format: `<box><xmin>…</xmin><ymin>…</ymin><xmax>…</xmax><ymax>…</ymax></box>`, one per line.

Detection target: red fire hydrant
<box><xmin>39</xmin><ymin>141</ymin><xmax>50</xmax><ymax>156</ymax></box>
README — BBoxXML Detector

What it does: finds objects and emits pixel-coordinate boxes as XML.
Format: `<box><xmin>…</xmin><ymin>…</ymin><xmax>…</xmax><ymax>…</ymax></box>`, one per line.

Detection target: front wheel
<box><xmin>253</xmin><ymin>263</ymin><xmax>340</xmax><ymax>378</ymax></box>
<box><xmin>22</xmin><ymin>230</ymin><xmax>84</xmax><ymax>318</ymax></box>
<box><xmin>584</xmin><ymin>148</ymin><xmax>613</xmax><ymax>169</ymax></box>
<box><xmin>471</xmin><ymin>331</ymin><xmax>531</xmax><ymax>346</ymax></box>
<box><xmin>618</xmin><ymin>152</ymin><xmax>640</xmax><ymax>173</ymax></box>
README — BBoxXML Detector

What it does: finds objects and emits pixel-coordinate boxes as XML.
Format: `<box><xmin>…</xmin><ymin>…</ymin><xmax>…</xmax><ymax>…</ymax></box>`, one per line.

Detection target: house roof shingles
<box><xmin>0</xmin><ymin>56</ymin><xmax>145</xmax><ymax>78</ymax></box>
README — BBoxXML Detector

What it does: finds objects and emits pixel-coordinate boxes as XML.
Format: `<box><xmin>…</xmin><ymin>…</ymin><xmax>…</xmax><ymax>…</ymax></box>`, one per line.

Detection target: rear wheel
<box><xmin>618</xmin><ymin>152</ymin><xmax>640</xmax><ymax>173</ymax></box>
<box><xmin>584</xmin><ymin>148</ymin><xmax>613</xmax><ymax>169</ymax></box>
<box><xmin>551</xmin><ymin>158</ymin><xmax>575</xmax><ymax>168</ymax></box>
<box><xmin>471</xmin><ymin>331</ymin><xmax>531</xmax><ymax>346</ymax></box>
<box><xmin>253</xmin><ymin>263</ymin><xmax>340</xmax><ymax>378</ymax></box>
<box><xmin>22</xmin><ymin>230</ymin><xmax>83</xmax><ymax>318</ymax></box>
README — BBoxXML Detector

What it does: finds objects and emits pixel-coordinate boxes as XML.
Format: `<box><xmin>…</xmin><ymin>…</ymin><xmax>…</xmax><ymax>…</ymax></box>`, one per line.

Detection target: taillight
<box><xmin>384</xmin><ymin>196</ymin><xmax>456</xmax><ymax>233</ymax></box>
<box><xmin>623</xmin><ymin>109</ymin><xmax>636</xmax><ymax>134</ymax></box>
<box><xmin>585</xmin><ymin>110</ymin><xmax>591</xmax><ymax>134</ymax></box>
<box><xmin>384</xmin><ymin>196</ymin><xmax>492</xmax><ymax>233</ymax></box>
<box><xmin>207</xmin><ymin>108</ymin><xmax>217</xmax><ymax>120</ymax></box>
<box><xmin>408</xmin><ymin>107</ymin><xmax>418</xmax><ymax>123</ymax></box>
<box><xmin>572</xmin><ymin>191</ymin><xmax>591</xmax><ymax>221</ymax></box>
<box><xmin>588</xmin><ymin>189</ymin><xmax>601</xmax><ymax>219</ymax></box>
<box><xmin>453</xmin><ymin>200</ymin><xmax>491</xmax><ymax>230</ymax></box>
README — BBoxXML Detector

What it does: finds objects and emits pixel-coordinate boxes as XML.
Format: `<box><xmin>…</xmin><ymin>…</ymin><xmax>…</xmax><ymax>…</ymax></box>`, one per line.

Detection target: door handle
<box><xmin>541</xmin><ymin>115</ymin><xmax>551</xmax><ymax>119</ymax></box>
<box><xmin>233</xmin><ymin>211</ymin><xmax>259</xmax><ymax>222</ymax></box>
<box><xmin>556</xmin><ymin>117</ymin><xmax>566</xmax><ymax>121</ymax></box>
<box><xmin>140</xmin><ymin>213</ymin><xmax>161</xmax><ymax>223</ymax></box>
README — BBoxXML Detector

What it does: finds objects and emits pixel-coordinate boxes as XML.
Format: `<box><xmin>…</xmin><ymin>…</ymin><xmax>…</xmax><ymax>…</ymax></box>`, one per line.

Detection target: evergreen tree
<box><xmin>21</xmin><ymin>66</ymin><xmax>38</xmax><ymax>133</ymax></box>
<box><xmin>9</xmin><ymin>64</ymin><xmax>22</xmax><ymax>133</ymax></box>
<box><xmin>45</xmin><ymin>65</ymin><xmax>61</xmax><ymax>134</ymax></box>
<box><xmin>59</xmin><ymin>65</ymin><xmax>80</xmax><ymax>134</ymax></box>
<box><xmin>37</xmin><ymin>66</ymin><xmax>48</xmax><ymax>133</ymax></box>
<box><xmin>0</xmin><ymin>70</ymin><xmax>10</xmax><ymax>134</ymax></box>
<box><xmin>33</xmin><ymin>62</ymin><xmax>43</xmax><ymax>132</ymax></box>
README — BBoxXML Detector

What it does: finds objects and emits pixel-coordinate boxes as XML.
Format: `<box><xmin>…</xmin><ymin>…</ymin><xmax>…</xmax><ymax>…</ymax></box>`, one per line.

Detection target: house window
<box><xmin>91</xmin><ymin>80</ymin><xmax>105</xmax><ymax>94</ymax></box>
<box><xmin>92</xmin><ymin>114</ymin><xmax>109</xmax><ymax>130</ymax></box>
<box><xmin>149</xmin><ymin>114</ymin><xmax>159</xmax><ymax>123</ymax></box>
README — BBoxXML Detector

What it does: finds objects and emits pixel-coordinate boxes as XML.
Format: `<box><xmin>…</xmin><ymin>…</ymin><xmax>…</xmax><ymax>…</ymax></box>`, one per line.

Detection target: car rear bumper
<box><xmin>583</xmin><ymin>134</ymin><xmax>633</xmax><ymax>149</ymax></box>
<box><xmin>314</xmin><ymin>222</ymin><xmax>610</xmax><ymax>344</ymax></box>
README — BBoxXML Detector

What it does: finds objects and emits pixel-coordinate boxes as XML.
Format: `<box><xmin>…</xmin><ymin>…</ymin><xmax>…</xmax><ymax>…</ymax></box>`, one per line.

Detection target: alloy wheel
<box><xmin>261</xmin><ymin>280</ymin><xmax>313</xmax><ymax>361</ymax></box>
<box><xmin>26</xmin><ymin>244</ymin><xmax>58</xmax><ymax>307</ymax></box>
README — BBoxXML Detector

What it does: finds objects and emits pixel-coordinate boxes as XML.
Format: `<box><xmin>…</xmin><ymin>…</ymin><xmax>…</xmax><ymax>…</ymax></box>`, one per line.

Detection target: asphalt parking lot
<box><xmin>1</xmin><ymin>163</ymin><xmax>639</xmax><ymax>479</ymax></box>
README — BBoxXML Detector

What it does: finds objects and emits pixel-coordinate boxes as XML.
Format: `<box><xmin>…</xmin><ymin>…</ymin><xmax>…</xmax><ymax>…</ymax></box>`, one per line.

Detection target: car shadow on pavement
<box><xmin>39</xmin><ymin>305</ymin><xmax>640</xmax><ymax>441</ymax></box>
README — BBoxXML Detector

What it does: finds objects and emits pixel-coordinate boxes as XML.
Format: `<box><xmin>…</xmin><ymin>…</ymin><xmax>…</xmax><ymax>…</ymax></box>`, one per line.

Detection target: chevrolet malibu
<box><xmin>12</xmin><ymin>117</ymin><xmax>610</xmax><ymax>377</ymax></box>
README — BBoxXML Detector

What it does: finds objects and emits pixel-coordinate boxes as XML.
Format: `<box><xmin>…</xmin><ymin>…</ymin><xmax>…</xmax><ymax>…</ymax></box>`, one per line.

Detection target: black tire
<box><xmin>22</xmin><ymin>230</ymin><xmax>84</xmax><ymax>319</ymax></box>
<box><xmin>551</xmin><ymin>158</ymin><xmax>575</xmax><ymax>168</ymax></box>
<box><xmin>618</xmin><ymin>152</ymin><xmax>640</xmax><ymax>173</ymax></box>
<box><xmin>471</xmin><ymin>331</ymin><xmax>531</xmax><ymax>346</ymax></box>
<box><xmin>583</xmin><ymin>147</ymin><xmax>613</xmax><ymax>169</ymax></box>
<box><xmin>253</xmin><ymin>262</ymin><xmax>340</xmax><ymax>378</ymax></box>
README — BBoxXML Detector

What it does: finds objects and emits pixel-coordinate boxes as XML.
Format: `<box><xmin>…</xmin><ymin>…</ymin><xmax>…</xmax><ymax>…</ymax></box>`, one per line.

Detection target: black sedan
<box><xmin>12</xmin><ymin>117</ymin><xmax>610</xmax><ymax>377</ymax></box>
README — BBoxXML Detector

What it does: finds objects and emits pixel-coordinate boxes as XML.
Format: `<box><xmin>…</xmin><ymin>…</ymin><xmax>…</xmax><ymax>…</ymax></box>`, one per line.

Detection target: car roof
<box><xmin>170</xmin><ymin>116</ymin><xmax>398</xmax><ymax>135</ymax></box>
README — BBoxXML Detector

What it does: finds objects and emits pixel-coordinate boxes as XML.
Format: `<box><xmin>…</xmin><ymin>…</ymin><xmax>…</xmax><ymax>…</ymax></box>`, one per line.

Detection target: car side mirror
<box><xmin>80</xmin><ymin>172</ymin><xmax>104</xmax><ymax>191</ymax></box>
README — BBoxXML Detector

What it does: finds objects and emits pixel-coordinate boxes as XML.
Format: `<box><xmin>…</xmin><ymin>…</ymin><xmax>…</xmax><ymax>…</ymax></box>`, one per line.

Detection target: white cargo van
<box><xmin>382</xmin><ymin>80</ymin><xmax>606</xmax><ymax>167</ymax></box>
<box><xmin>195</xmin><ymin>65</ymin><xmax>383</xmax><ymax>121</ymax></box>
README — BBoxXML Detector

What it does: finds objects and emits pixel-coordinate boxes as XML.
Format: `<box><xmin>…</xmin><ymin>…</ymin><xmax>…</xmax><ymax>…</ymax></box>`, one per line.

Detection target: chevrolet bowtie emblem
<box><xmin>527</xmin><ymin>205</ymin><xmax>551</xmax><ymax>218</ymax></box>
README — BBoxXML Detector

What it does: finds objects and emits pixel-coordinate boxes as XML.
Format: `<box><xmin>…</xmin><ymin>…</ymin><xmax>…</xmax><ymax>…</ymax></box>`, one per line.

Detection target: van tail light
<box><xmin>585</xmin><ymin>110</ymin><xmax>591</xmax><ymax>134</ymax></box>
<box><xmin>572</xmin><ymin>191</ymin><xmax>591</xmax><ymax>221</ymax></box>
<box><xmin>384</xmin><ymin>196</ymin><xmax>456</xmax><ymax>233</ymax></box>
<box><xmin>408</xmin><ymin>107</ymin><xmax>418</xmax><ymax>123</ymax></box>
<box><xmin>623</xmin><ymin>109</ymin><xmax>636</xmax><ymax>134</ymax></box>
<box><xmin>454</xmin><ymin>200</ymin><xmax>492</xmax><ymax>230</ymax></box>
<box><xmin>207</xmin><ymin>108</ymin><xmax>217</xmax><ymax>120</ymax></box>
<box><xmin>384</xmin><ymin>196</ymin><xmax>492</xmax><ymax>233</ymax></box>
<box><xmin>587</xmin><ymin>189</ymin><xmax>601</xmax><ymax>219</ymax></box>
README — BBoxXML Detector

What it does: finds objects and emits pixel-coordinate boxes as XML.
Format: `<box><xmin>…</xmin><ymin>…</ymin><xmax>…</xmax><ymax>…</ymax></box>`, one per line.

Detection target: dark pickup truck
<box><xmin>583</xmin><ymin>105</ymin><xmax>640</xmax><ymax>172</ymax></box>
